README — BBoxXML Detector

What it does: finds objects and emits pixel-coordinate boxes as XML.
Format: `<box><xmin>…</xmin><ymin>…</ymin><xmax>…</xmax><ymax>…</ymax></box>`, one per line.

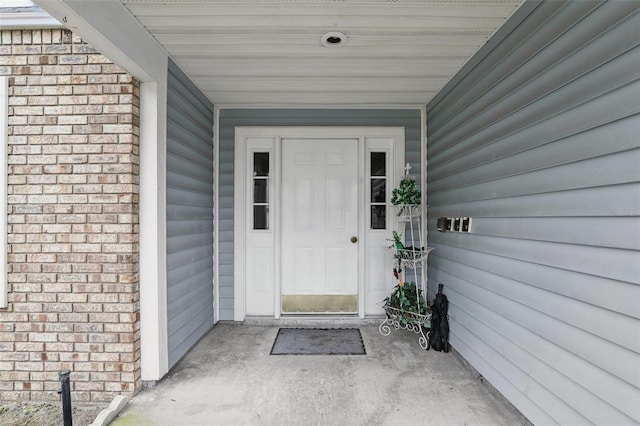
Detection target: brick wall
<box><xmin>0</xmin><ymin>29</ymin><xmax>141</xmax><ymax>402</ymax></box>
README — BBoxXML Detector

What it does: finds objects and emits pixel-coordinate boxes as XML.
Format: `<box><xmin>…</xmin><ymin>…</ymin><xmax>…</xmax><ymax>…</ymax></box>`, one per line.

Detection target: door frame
<box><xmin>234</xmin><ymin>126</ymin><xmax>405</xmax><ymax>321</ymax></box>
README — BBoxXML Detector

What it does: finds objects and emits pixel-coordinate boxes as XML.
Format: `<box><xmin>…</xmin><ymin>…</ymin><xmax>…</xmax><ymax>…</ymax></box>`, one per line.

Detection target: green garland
<box><xmin>391</xmin><ymin>176</ymin><xmax>421</xmax><ymax>205</ymax></box>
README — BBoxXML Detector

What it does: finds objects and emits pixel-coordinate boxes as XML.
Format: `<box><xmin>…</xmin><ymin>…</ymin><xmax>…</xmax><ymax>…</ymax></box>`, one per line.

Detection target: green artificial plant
<box><xmin>391</xmin><ymin>175</ymin><xmax>421</xmax><ymax>206</ymax></box>
<box><xmin>383</xmin><ymin>281</ymin><xmax>428</xmax><ymax>324</ymax></box>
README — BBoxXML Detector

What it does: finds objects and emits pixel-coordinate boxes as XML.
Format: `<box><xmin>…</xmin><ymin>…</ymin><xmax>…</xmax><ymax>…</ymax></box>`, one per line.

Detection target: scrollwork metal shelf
<box><xmin>379</xmin><ymin>203</ymin><xmax>434</xmax><ymax>349</ymax></box>
<box><xmin>395</xmin><ymin>249</ymin><xmax>431</xmax><ymax>266</ymax></box>
<box><xmin>379</xmin><ymin>306</ymin><xmax>431</xmax><ymax>349</ymax></box>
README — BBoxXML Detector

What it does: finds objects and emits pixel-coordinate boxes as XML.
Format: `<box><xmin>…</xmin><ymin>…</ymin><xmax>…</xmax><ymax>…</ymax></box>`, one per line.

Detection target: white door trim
<box><xmin>234</xmin><ymin>126</ymin><xmax>404</xmax><ymax>321</ymax></box>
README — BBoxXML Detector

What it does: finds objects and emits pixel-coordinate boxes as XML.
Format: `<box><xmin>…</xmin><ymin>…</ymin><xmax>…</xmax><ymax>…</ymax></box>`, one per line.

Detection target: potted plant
<box><xmin>383</xmin><ymin>281</ymin><xmax>428</xmax><ymax>325</ymax></box>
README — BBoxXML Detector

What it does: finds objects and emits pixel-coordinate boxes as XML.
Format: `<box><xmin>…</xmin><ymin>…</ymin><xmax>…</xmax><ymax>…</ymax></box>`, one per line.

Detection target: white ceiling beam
<box><xmin>35</xmin><ymin>0</ymin><xmax>167</xmax><ymax>82</ymax></box>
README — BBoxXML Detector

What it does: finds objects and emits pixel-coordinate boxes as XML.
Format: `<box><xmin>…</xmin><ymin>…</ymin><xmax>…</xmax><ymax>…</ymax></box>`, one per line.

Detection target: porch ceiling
<box><xmin>120</xmin><ymin>0</ymin><xmax>525</xmax><ymax>108</ymax></box>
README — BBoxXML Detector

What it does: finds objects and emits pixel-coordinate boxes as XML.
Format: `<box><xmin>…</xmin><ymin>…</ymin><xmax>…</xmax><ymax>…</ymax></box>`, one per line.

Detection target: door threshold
<box><xmin>244</xmin><ymin>315</ymin><xmax>384</xmax><ymax>327</ymax></box>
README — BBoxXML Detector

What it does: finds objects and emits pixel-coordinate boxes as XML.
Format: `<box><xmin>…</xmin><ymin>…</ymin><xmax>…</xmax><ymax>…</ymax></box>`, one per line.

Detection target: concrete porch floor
<box><xmin>111</xmin><ymin>322</ymin><xmax>529</xmax><ymax>425</ymax></box>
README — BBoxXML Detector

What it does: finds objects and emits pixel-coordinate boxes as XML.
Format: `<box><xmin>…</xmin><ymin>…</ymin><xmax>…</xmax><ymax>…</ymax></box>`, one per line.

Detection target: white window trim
<box><xmin>0</xmin><ymin>77</ymin><xmax>8</xmax><ymax>308</ymax></box>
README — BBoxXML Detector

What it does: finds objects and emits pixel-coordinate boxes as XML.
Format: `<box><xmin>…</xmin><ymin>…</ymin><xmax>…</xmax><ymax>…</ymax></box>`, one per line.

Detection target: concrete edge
<box><xmin>88</xmin><ymin>395</ymin><xmax>130</xmax><ymax>426</ymax></box>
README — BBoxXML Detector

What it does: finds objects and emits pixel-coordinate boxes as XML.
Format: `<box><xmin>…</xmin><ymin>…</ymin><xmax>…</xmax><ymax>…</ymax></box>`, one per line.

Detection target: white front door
<box><xmin>281</xmin><ymin>138</ymin><xmax>359</xmax><ymax>313</ymax></box>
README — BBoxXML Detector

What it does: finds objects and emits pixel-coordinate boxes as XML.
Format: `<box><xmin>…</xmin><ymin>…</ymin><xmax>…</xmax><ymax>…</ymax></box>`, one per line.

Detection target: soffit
<box><xmin>120</xmin><ymin>0</ymin><xmax>525</xmax><ymax>107</ymax></box>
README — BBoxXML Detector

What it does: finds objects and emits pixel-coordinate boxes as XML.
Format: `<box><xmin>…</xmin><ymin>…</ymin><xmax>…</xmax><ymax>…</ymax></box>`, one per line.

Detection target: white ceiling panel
<box><xmin>121</xmin><ymin>0</ymin><xmax>525</xmax><ymax>107</ymax></box>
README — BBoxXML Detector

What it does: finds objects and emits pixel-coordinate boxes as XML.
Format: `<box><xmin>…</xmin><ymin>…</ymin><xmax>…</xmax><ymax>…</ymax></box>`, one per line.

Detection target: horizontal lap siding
<box><xmin>219</xmin><ymin>109</ymin><xmax>421</xmax><ymax>320</ymax></box>
<box><xmin>166</xmin><ymin>59</ymin><xmax>214</xmax><ymax>367</ymax></box>
<box><xmin>426</xmin><ymin>1</ymin><xmax>640</xmax><ymax>425</ymax></box>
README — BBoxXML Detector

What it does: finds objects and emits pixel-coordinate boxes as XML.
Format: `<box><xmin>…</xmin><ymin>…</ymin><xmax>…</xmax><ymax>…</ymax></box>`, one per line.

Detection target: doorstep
<box><xmin>242</xmin><ymin>315</ymin><xmax>384</xmax><ymax>327</ymax></box>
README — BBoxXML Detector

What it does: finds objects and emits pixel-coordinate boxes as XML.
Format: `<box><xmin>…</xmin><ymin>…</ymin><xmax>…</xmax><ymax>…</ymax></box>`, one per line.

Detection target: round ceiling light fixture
<box><xmin>321</xmin><ymin>31</ymin><xmax>348</xmax><ymax>48</ymax></box>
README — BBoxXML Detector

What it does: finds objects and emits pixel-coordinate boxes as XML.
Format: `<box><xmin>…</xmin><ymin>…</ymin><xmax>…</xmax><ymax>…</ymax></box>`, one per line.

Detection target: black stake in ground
<box><xmin>59</xmin><ymin>370</ymin><xmax>73</xmax><ymax>426</ymax></box>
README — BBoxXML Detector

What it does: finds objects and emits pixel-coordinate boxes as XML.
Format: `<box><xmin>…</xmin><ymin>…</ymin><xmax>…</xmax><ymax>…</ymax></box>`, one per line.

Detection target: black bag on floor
<box><xmin>428</xmin><ymin>283</ymin><xmax>450</xmax><ymax>352</ymax></box>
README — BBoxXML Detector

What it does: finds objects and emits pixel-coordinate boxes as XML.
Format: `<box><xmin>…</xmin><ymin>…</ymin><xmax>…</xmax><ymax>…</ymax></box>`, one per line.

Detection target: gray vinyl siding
<box><xmin>166</xmin><ymin>59</ymin><xmax>215</xmax><ymax>367</ymax></box>
<box><xmin>218</xmin><ymin>109</ymin><xmax>422</xmax><ymax>320</ymax></box>
<box><xmin>426</xmin><ymin>1</ymin><xmax>640</xmax><ymax>425</ymax></box>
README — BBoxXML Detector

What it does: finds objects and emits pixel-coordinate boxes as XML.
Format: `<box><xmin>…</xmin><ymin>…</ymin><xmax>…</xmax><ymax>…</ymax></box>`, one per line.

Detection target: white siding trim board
<box><xmin>139</xmin><ymin>78</ymin><xmax>170</xmax><ymax>382</ymax></box>
<box><xmin>213</xmin><ymin>105</ymin><xmax>220</xmax><ymax>324</ymax></box>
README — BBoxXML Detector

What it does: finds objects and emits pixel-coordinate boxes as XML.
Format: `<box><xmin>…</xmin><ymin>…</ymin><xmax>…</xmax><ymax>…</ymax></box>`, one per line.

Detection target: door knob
<box><xmin>351</xmin><ymin>236</ymin><xmax>358</xmax><ymax>244</ymax></box>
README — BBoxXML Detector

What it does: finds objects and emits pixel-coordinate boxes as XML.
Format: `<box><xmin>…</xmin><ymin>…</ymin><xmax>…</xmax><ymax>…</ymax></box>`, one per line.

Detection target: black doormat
<box><xmin>270</xmin><ymin>328</ymin><xmax>366</xmax><ymax>355</ymax></box>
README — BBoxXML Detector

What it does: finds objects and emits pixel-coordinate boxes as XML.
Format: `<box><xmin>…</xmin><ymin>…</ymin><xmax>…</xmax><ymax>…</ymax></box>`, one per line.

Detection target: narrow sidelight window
<box><xmin>370</xmin><ymin>152</ymin><xmax>386</xmax><ymax>229</ymax></box>
<box><xmin>253</xmin><ymin>152</ymin><xmax>269</xmax><ymax>230</ymax></box>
